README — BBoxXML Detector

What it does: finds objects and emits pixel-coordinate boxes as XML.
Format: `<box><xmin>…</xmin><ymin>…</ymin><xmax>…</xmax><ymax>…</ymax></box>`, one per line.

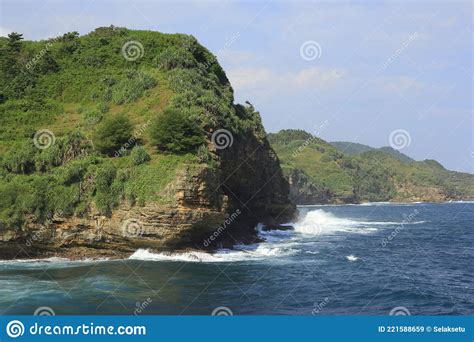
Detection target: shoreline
<box><xmin>1</xmin><ymin>201</ymin><xmax>472</xmax><ymax>263</ymax></box>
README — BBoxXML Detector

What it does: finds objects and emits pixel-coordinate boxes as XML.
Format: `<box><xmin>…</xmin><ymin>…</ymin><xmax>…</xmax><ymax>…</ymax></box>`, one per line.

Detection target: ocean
<box><xmin>1</xmin><ymin>202</ymin><xmax>472</xmax><ymax>315</ymax></box>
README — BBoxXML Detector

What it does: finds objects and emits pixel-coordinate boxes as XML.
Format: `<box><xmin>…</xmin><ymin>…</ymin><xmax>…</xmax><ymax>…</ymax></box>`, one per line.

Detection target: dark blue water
<box><xmin>1</xmin><ymin>203</ymin><xmax>473</xmax><ymax>315</ymax></box>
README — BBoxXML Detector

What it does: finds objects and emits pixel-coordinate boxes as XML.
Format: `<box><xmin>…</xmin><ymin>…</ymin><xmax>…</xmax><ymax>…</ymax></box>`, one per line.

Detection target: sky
<box><xmin>1</xmin><ymin>0</ymin><xmax>472</xmax><ymax>173</ymax></box>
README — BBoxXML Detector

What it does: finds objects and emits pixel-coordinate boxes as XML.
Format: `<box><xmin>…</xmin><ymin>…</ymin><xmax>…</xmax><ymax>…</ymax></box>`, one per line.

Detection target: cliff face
<box><xmin>218</xmin><ymin>132</ymin><xmax>296</xmax><ymax>233</ymax></box>
<box><xmin>0</xmin><ymin>28</ymin><xmax>296</xmax><ymax>259</ymax></box>
<box><xmin>287</xmin><ymin>168</ymin><xmax>336</xmax><ymax>205</ymax></box>
<box><xmin>1</xmin><ymin>146</ymin><xmax>295</xmax><ymax>260</ymax></box>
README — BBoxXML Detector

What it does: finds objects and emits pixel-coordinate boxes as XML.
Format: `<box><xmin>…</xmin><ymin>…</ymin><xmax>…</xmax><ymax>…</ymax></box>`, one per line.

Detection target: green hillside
<box><xmin>329</xmin><ymin>141</ymin><xmax>374</xmax><ymax>156</ymax></box>
<box><xmin>269</xmin><ymin>129</ymin><xmax>474</xmax><ymax>204</ymax></box>
<box><xmin>0</xmin><ymin>27</ymin><xmax>266</xmax><ymax>230</ymax></box>
<box><xmin>330</xmin><ymin>141</ymin><xmax>414</xmax><ymax>163</ymax></box>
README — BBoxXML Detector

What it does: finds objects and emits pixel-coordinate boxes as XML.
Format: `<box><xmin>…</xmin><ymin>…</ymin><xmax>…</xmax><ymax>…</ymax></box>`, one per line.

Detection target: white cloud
<box><xmin>227</xmin><ymin>66</ymin><xmax>346</xmax><ymax>91</ymax></box>
<box><xmin>227</xmin><ymin>67</ymin><xmax>274</xmax><ymax>89</ymax></box>
<box><xmin>294</xmin><ymin>67</ymin><xmax>345</xmax><ymax>87</ymax></box>
<box><xmin>373</xmin><ymin>75</ymin><xmax>426</xmax><ymax>95</ymax></box>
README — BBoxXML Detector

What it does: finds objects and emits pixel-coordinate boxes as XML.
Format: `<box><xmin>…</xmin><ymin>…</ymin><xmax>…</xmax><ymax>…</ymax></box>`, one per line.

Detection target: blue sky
<box><xmin>1</xmin><ymin>0</ymin><xmax>472</xmax><ymax>172</ymax></box>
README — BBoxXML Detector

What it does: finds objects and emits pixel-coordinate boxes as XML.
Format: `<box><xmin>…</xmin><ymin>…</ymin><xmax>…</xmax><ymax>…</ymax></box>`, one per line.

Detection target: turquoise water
<box><xmin>1</xmin><ymin>202</ymin><xmax>472</xmax><ymax>315</ymax></box>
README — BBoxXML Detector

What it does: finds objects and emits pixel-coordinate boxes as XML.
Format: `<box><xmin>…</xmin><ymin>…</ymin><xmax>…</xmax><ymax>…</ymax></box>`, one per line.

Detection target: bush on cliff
<box><xmin>149</xmin><ymin>108</ymin><xmax>204</xmax><ymax>153</ymax></box>
<box><xmin>92</xmin><ymin>114</ymin><xmax>133</xmax><ymax>156</ymax></box>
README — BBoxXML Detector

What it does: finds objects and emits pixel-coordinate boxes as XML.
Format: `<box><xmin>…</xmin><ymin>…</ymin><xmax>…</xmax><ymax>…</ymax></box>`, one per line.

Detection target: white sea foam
<box><xmin>129</xmin><ymin>243</ymin><xmax>299</xmax><ymax>263</ymax></box>
<box><xmin>293</xmin><ymin>209</ymin><xmax>424</xmax><ymax>236</ymax></box>
<box><xmin>446</xmin><ymin>200</ymin><xmax>474</xmax><ymax>204</ymax></box>
<box><xmin>346</xmin><ymin>255</ymin><xmax>359</xmax><ymax>262</ymax></box>
<box><xmin>0</xmin><ymin>257</ymin><xmax>110</xmax><ymax>269</ymax></box>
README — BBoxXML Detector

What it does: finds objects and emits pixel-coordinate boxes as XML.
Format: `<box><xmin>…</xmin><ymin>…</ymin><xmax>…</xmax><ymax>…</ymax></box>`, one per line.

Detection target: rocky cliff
<box><xmin>0</xmin><ymin>27</ymin><xmax>296</xmax><ymax>260</ymax></box>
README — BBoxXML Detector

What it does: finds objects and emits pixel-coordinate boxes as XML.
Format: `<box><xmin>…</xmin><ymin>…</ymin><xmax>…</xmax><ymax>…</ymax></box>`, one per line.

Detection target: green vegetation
<box><xmin>130</xmin><ymin>145</ymin><xmax>150</xmax><ymax>165</ymax></box>
<box><xmin>330</xmin><ymin>141</ymin><xmax>415</xmax><ymax>163</ymax></box>
<box><xmin>269</xmin><ymin>129</ymin><xmax>474</xmax><ymax>203</ymax></box>
<box><xmin>92</xmin><ymin>114</ymin><xmax>133</xmax><ymax>156</ymax></box>
<box><xmin>149</xmin><ymin>108</ymin><xmax>205</xmax><ymax>153</ymax></box>
<box><xmin>0</xmin><ymin>26</ymin><xmax>270</xmax><ymax>230</ymax></box>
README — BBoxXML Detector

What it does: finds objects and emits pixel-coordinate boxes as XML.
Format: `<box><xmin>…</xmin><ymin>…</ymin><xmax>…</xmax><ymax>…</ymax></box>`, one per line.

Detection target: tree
<box><xmin>92</xmin><ymin>114</ymin><xmax>133</xmax><ymax>156</ymax></box>
<box><xmin>149</xmin><ymin>108</ymin><xmax>204</xmax><ymax>153</ymax></box>
<box><xmin>7</xmin><ymin>32</ymin><xmax>23</xmax><ymax>52</ymax></box>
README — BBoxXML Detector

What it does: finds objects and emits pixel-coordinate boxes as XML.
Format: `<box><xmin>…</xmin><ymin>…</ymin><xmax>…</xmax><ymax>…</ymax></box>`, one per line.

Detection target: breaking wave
<box><xmin>129</xmin><ymin>243</ymin><xmax>300</xmax><ymax>263</ymax></box>
<box><xmin>293</xmin><ymin>209</ymin><xmax>424</xmax><ymax>236</ymax></box>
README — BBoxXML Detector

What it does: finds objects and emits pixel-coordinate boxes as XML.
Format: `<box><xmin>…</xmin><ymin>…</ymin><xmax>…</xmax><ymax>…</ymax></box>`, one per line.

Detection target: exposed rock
<box><xmin>0</xmin><ymin>140</ymin><xmax>297</xmax><ymax>260</ymax></box>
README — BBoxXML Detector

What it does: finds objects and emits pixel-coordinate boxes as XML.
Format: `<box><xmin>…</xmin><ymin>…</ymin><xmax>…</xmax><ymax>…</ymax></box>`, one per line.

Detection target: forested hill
<box><xmin>0</xmin><ymin>27</ymin><xmax>295</xmax><ymax>259</ymax></box>
<box><xmin>330</xmin><ymin>141</ymin><xmax>415</xmax><ymax>163</ymax></box>
<box><xmin>268</xmin><ymin>129</ymin><xmax>474</xmax><ymax>204</ymax></box>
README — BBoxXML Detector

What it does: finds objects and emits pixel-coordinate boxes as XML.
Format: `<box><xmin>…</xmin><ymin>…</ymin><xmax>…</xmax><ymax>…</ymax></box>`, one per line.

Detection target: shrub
<box><xmin>154</xmin><ymin>46</ymin><xmax>197</xmax><ymax>70</ymax></box>
<box><xmin>35</xmin><ymin>143</ymin><xmax>63</xmax><ymax>171</ymax></box>
<box><xmin>56</xmin><ymin>159</ymin><xmax>89</xmax><ymax>185</ymax></box>
<box><xmin>2</xmin><ymin>142</ymin><xmax>37</xmax><ymax>173</ymax></box>
<box><xmin>82</xmin><ymin>108</ymin><xmax>103</xmax><ymax>125</ymax></box>
<box><xmin>130</xmin><ymin>145</ymin><xmax>150</xmax><ymax>165</ymax></box>
<box><xmin>92</xmin><ymin>114</ymin><xmax>133</xmax><ymax>156</ymax></box>
<box><xmin>149</xmin><ymin>108</ymin><xmax>205</xmax><ymax>153</ymax></box>
<box><xmin>110</xmin><ymin>70</ymin><xmax>156</xmax><ymax>105</ymax></box>
<box><xmin>93</xmin><ymin>163</ymin><xmax>120</xmax><ymax>216</ymax></box>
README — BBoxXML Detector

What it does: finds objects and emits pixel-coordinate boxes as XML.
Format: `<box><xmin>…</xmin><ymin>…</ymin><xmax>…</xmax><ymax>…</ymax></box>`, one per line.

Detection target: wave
<box><xmin>293</xmin><ymin>209</ymin><xmax>424</xmax><ymax>236</ymax></box>
<box><xmin>445</xmin><ymin>200</ymin><xmax>474</xmax><ymax>204</ymax></box>
<box><xmin>346</xmin><ymin>255</ymin><xmax>359</xmax><ymax>262</ymax></box>
<box><xmin>0</xmin><ymin>257</ymin><xmax>110</xmax><ymax>269</ymax></box>
<box><xmin>129</xmin><ymin>243</ymin><xmax>299</xmax><ymax>263</ymax></box>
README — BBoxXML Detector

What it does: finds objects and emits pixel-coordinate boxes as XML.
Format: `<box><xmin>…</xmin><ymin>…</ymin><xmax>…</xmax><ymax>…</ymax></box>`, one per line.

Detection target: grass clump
<box><xmin>130</xmin><ymin>145</ymin><xmax>150</xmax><ymax>165</ymax></box>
